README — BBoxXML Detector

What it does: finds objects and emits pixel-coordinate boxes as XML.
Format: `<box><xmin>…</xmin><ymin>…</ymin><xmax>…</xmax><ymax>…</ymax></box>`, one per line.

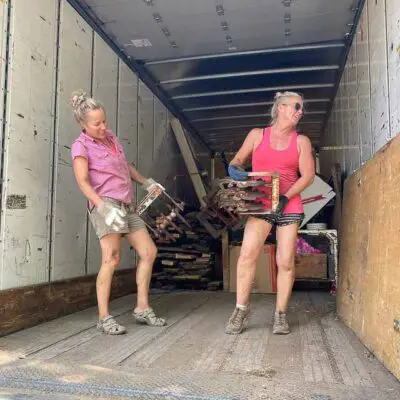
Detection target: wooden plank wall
<box><xmin>0</xmin><ymin>268</ymin><xmax>136</xmax><ymax>336</ymax></box>
<box><xmin>337</xmin><ymin>133</ymin><xmax>400</xmax><ymax>380</ymax></box>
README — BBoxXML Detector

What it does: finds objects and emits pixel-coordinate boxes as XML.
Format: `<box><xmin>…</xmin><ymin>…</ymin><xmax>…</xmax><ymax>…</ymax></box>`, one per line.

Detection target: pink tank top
<box><xmin>252</xmin><ymin>127</ymin><xmax>303</xmax><ymax>214</ymax></box>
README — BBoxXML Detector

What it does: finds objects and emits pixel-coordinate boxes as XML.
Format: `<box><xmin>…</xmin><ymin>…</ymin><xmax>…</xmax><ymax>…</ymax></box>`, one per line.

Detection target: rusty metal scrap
<box><xmin>212</xmin><ymin>173</ymin><xmax>280</xmax><ymax>215</ymax></box>
<box><xmin>194</xmin><ymin>173</ymin><xmax>280</xmax><ymax>237</ymax></box>
<box><xmin>135</xmin><ymin>186</ymin><xmax>191</xmax><ymax>242</ymax></box>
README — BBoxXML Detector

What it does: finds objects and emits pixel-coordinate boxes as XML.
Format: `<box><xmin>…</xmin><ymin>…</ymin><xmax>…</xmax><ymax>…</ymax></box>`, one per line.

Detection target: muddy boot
<box><xmin>225</xmin><ymin>306</ymin><xmax>250</xmax><ymax>335</ymax></box>
<box><xmin>272</xmin><ymin>311</ymin><xmax>290</xmax><ymax>335</ymax></box>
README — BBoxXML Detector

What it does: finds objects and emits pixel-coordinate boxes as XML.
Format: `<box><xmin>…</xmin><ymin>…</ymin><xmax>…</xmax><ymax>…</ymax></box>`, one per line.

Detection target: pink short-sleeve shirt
<box><xmin>71</xmin><ymin>130</ymin><xmax>133</xmax><ymax>204</ymax></box>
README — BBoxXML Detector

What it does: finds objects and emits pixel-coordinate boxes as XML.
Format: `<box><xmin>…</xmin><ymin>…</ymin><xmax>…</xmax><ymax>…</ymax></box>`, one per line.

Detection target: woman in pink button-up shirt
<box><xmin>71</xmin><ymin>90</ymin><xmax>166</xmax><ymax>335</ymax></box>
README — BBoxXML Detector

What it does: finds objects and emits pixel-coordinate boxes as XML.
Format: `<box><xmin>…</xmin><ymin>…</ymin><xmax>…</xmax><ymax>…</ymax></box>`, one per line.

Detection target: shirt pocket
<box><xmin>90</xmin><ymin>150</ymin><xmax>111</xmax><ymax>167</ymax></box>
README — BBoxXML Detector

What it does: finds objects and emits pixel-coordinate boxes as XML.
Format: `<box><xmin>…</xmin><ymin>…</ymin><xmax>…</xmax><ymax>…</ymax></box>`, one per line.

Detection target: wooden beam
<box><xmin>170</xmin><ymin>117</ymin><xmax>208</xmax><ymax>207</ymax></box>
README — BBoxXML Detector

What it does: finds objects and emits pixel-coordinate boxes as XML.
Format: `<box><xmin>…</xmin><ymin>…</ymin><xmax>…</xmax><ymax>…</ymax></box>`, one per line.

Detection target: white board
<box><xmin>300</xmin><ymin>175</ymin><xmax>336</xmax><ymax>228</ymax></box>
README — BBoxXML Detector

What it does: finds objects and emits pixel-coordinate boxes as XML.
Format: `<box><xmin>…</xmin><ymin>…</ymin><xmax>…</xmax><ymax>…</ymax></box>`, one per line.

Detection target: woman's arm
<box><xmin>128</xmin><ymin>163</ymin><xmax>147</xmax><ymax>185</ymax></box>
<box><xmin>73</xmin><ymin>156</ymin><xmax>103</xmax><ymax>207</ymax></box>
<box><xmin>284</xmin><ymin>135</ymin><xmax>315</xmax><ymax>199</ymax></box>
<box><xmin>230</xmin><ymin>128</ymin><xmax>262</xmax><ymax>166</ymax></box>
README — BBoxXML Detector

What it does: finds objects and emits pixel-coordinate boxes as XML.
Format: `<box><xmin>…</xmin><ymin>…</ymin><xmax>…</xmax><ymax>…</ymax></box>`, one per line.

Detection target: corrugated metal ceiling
<box><xmin>69</xmin><ymin>0</ymin><xmax>365</xmax><ymax>153</ymax></box>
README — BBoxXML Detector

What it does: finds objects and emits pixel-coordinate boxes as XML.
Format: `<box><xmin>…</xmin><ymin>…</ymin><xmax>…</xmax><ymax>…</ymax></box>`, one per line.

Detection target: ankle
<box><xmin>134</xmin><ymin>306</ymin><xmax>149</xmax><ymax>314</ymax></box>
<box><xmin>236</xmin><ymin>303</ymin><xmax>249</xmax><ymax>311</ymax></box>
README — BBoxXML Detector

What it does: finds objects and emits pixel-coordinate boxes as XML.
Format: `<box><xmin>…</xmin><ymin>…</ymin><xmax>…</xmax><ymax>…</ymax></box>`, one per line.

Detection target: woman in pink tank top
<box><xmin>225</xmin><ymin>91</ymin><xmax>315</xmax><ymax>336</ymax></box>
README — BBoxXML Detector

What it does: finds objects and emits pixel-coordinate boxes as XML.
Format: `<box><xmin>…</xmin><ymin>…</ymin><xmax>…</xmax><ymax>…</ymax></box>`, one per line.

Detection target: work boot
<box><xmin>272</xmin><ymin>311</ymin><xmax>290</xmax><ymax>335</ymax></box>
<box><xmin>225</xmin><ymin>305</ymin><xmax>250</xmax><ymax>335</ymax></box>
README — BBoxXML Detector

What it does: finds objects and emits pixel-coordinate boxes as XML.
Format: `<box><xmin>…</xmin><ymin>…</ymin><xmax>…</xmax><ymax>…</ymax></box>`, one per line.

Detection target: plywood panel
<box><xmin>0</xmin><ymin>0</ymin><xmax>57</xmax><ymax>289</ymax></box>
<box><xmin>367</xmin><ymin>0</ymin><xmax>390</xmax><ymax>152</ymax></box>
<box><xmin>117</xmin><ymin>61</ymin><xmax>138</xmax><ymax>271</ymax></box>
<box><xmin>86</xmin><ymin>35</ymin><xmax>119</xmax><ymax>274</ymax></box>
<box><xmin>338</xmin><ymin>133</ymin><xmax>400</xmax><ymax>380</ymax></box>
<box><xmin>92</xmin><ymin>33</ymin><xmax>118</xmax><ymax>133</ymax></box>
<box><xmin>356</xmin><ymin>5</ymin><xmax>372</xmax><ymax>165</ymax></box>
<box><xmin>386</xmin><ymin>0</ymin><xmax>400</xmax><ymax>138</ymax></box>
<box><xmin>52</xmin><ymin>1</ymin><xmax>93</xmax><ymax>281</ymax></box>
<box><xmin>137</xmin><ymin>80</ymin><xmax>154</xmax><ymax>202</ymax></box>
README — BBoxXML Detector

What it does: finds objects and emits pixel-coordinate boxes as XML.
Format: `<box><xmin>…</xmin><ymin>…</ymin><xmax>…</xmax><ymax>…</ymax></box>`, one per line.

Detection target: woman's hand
<box><xmin>97</xmin><ymin>201</ymin><xmax>126</xmax><ymax>231</ymax></box>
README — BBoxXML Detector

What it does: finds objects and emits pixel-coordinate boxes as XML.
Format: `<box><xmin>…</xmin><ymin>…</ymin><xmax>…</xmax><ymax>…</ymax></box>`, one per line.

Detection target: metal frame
<box><xmin>298</xmin><ymin>229</ymin><xmax>338</xmax><ymax>287</ymax></box>
<box><xmin>161</xmin><ymin>65</ymin><xmax>339</xmax><ymax>85</ymax></box>
<box><xmin>199</xmin><ymin>121</ymin><xmax>324</xmax><ymax>132</ymax></box>
<box><xmin>183</xmin><ymin>98</ymin><xmax>331</xmax><ymax>112</ymax></box>
<box><xmin>145</xmin><ymin>42</ymin><xmax>345</xmax><ymax>65</ymax></box>
<box><xmin>192</xmin><ymin>111</ymin><xmax>327</xmax><ymax>123</ymax></box>
<box><xmin>172</xmin><ymin>83</ymin><xmax>335</xmax><ymax>99</ymax></box>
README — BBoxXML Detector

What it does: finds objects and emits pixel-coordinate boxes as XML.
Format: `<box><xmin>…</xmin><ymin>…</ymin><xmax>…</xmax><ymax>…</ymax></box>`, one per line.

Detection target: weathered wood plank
<box><xmin>0</xmin><ymin>268</ymin><xmax>136</xmax><ymax>336</ymax></box>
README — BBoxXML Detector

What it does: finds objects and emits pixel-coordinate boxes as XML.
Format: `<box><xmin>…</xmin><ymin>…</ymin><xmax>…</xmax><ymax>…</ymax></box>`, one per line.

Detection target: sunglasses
<box><xmin>283</xmin><ymin>102</ymin><xmax>304</xmax><ymax>112</ymax></box>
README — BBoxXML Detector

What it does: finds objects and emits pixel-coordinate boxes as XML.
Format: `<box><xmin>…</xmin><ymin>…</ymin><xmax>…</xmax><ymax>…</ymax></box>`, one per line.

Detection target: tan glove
<box><xmin>97</xmin><ymin>201</ymin><xmax>126</xmax><ymax>231</ymax></box>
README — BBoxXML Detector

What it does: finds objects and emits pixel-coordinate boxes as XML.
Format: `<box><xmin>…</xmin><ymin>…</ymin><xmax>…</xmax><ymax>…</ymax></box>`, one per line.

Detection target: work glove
<box><xmin>228</xmin><ymin>164</ymin><xmax>249</xmax><ymax>181</ymax></box>
<box><xmin>142</xmin><ymin>178</ymin><xmax>165</xmax><ymax>193</ymax></box>
<box><xmin>97</xmin><ymin>201</ymin><xmax>126</xmax><ymax>231</ymax></box>
<box><xmin>275</xmin><ymin>195</ymin><xmax>289</xmax><ymax>215</ymax></box>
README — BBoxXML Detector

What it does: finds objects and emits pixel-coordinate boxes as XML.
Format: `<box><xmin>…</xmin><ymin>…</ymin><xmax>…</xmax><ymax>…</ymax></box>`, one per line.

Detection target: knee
<box><xmin>277</xmin><ymin>257</ymin><xmax>294</xmax><ymax>273</ymax></box>
<box><xmin>140</xmin><ymin>243</ymin><xmax>157</xmax><ymax>263</ymax></box>
<box><xmin>103</xmin><ymin>248</ymin><xmax>121</xmax><ymax>269</ymax></box>
<box><xmin>238</xmin><ymin>247</ymin><xmax>258</xmax><ymax>267</ymax></box>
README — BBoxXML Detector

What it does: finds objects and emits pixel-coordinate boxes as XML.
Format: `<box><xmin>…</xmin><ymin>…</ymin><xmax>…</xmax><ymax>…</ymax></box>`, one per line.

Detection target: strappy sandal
<box><xmin>97</xmin><ymin>315</ymin><xmax>127</xmax><ymax>335</ymax></box>
<box><xmin>133</xmin><ymin>307</ymin><xmax>166</xmax><ymax>327</ymax></box>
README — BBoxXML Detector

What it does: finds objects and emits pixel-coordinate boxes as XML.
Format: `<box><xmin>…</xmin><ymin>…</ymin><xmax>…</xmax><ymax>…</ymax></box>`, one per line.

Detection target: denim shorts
<box><xmin>252</xmin><ymin>213</ymin><xmax>305</xmax><ymax>227</ymax></box>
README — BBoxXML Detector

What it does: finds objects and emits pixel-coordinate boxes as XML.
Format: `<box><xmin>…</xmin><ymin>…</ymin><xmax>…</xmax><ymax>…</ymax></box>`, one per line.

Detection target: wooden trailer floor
<box><xmin>0</xmin><ymin>291</ymin><xmax>399</xmax><ymax>400</ymax></box>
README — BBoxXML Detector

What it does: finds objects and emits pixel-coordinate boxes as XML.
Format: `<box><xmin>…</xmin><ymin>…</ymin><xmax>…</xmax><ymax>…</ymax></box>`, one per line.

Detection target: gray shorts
<box><xmin>89</xmin><ymin>197</ymin><xmax>146</xmax><ymax>239</ymax></box>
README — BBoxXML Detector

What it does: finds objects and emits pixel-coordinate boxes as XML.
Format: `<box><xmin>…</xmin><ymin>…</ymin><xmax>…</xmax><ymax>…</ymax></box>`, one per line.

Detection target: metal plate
<box><xmin>356</xmin><ymin>6</ymin><xmax>372</xmax><ymax>164</ymax></box>
<box><xmin>387</xmin><ymin>0</ymin><xmax>400</xmax><ymax>138</ymax></box>
<box><xmin>118</xmin><ymin>61</ymin><xmax>139</xmax><ymax>271</ymax></box>
<box><xmin>0</xmin><ymin>0</ymin><xmax>57</xmax><ymax>289</ymax></box>
<box><xmin>137</xmin><ymin>80</ymin><xmax>154</xmax><ymax>202</ymax></box>
<box><xmin>87</xmin><ymin>33</ymin><xmax>119</xmax><ymax>274</ymax></box>
<box><xmin>368</xmin><ymin>0</ymin><xmax>390</xmax><ymax>153</ymax></box>
<box><xmin>92</xmin><ymin>33</ymin><xmax>118</xmax><ymax>132</ymax></box>
<box><xmin>51</xmin><ymin>1</ymin><xmax>93</xmax><ymax>281</ymax></box>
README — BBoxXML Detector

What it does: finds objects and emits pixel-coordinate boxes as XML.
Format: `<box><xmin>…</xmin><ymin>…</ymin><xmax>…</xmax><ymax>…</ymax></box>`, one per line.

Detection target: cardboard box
<box><xmin>295</xmin><ymin>253</ymin><xmax>328</xmax><ymax>279</ymax></box>
<box><xmin>229</xmin><ymin>244</ymin><xmax>277</xmax><ymax>294</ymax></box>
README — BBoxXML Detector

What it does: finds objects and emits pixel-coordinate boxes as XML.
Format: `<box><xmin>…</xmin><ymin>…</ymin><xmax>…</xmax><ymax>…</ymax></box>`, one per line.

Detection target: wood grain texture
<box><xmin>0</xmin><ymin>268</ymin><xmax>136</xmax><ymax>336</ymax></box>
<box><xmin>338</xmin><ymin>133</ymin><xmax>400</xmax><ymax>380</ymax></box>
